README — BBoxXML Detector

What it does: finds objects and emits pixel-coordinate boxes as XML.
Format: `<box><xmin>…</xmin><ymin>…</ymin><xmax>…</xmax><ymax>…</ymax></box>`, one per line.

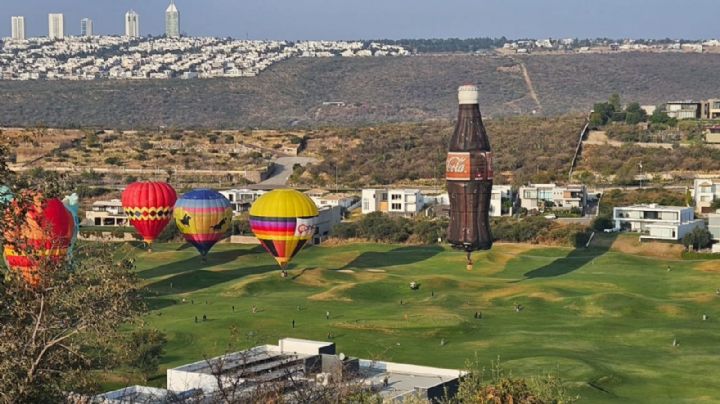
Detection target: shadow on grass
<box><xmin>522</xmin><ymin>233</ymin><xmax>617</xmax><ymax>280</ymax></box>
<box><xmin>144</xmin><ymin>264</ymin><xmax>278</xmax><ymax>296</ymax></box>
<box><xmin>138</xmin><ymin>246</ymin><xmax>264</xmax><ymax>279</ymax></box>
<box><xmin>340</xmin><ymin>245</ymin><xmax>443</xmax><ymax>270</ymax></box>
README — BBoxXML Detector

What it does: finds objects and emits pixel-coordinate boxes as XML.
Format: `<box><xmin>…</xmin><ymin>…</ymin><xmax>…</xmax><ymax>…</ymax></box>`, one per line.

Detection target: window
<box><xmin>538</xmin><ymin>190</ymin><xmax>553</xmax><ymax>200</ymax></box>
<box><xmin>362</xmin><ymin>200</ymin><xmax>369</xmax><ymax>211</ymax></box>
<box><xmin>391</xmin><ymin>194</ymin><xmax>402</xmax><ymax>200</ymax></box>
<box><xmin>391</xmin><ymin>203</ymin><xmax>402</xmax><ymax>210</ymax></box>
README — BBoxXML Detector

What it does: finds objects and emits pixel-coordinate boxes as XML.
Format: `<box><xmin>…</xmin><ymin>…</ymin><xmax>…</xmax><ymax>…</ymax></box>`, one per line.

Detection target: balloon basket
<box><xmin>466</xmin><ymin>263</ymin><xmax>473</xmax><ymax>271</ymax></box>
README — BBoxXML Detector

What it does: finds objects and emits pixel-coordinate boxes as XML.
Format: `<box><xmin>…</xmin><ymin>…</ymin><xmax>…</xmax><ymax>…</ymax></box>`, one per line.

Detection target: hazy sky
<box><xmin>3</xmin><ymin>0</ymin><xmax>720</xmax><ymax>40</ymax></box>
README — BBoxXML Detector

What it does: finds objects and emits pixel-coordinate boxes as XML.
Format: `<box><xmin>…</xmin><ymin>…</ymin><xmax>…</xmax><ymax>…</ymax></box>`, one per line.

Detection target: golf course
<box><xmin>123</xmin><ymin>234</ymin><xmax>720</xmax><ymax>403</ymax></box>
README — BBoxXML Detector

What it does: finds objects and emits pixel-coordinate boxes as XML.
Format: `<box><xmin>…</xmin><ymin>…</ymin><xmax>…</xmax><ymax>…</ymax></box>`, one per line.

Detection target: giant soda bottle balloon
<box><xmin>174</xmin><ymin>189</ymin><xmax>233</xmax><ymax>260</ymax></box>
<box><xmin>3</xmin><ymin>193</ymin><xmax>75</xmax><ymax>287</ymax></box>
<box><xmin>121</xmin><ymin>182</ymin><xmax>177</xmax><ymax>250</ymax></box>
<box><xmin>446</xmin><ymin>85</ymin><xmax>493</xmax><ymax>269</ymax></box>
<box><xmin>249</xmin><ymin>189</ymin><xmax>318</xmax><ymax>277</ymax></box>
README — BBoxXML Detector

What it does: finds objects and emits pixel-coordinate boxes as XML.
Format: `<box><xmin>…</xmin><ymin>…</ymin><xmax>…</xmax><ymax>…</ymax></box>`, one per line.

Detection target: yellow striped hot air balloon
<box><xmin>249</xmin><ymin>189</ymin><xmax>318</xmax><ymax>277</ymax></box>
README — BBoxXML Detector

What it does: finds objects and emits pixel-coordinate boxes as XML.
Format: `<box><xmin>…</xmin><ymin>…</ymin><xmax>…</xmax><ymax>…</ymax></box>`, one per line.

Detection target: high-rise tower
<box><xmin>165</xmin><ymin>0</ymin><xmax>180</xmax><ymax>38</ymax></box>
<box><xmin>11</xmin><ymin>16</ymin><xmax>25</xmax><ymax>40</ymax></box>
<box><xmin>125</xmin><ymin>10</ymin><xmax>140</xmax><ymax>38</ymax></box>
<box><xmin>80</xmin><ymin>18</ymin><xmax>93</xmax><ymax>37</ymax></box>
<box><xmin>48</xmin><ymin>13</ymin><xmax>64</xmax><ymax>40</ymax></box>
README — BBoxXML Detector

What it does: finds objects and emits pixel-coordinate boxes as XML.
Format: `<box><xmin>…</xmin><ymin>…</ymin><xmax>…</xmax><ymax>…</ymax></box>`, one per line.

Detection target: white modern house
<box><xmin>219</xmin><ymin>189</ymin><xmax>265</xmax><ymax>215</ymax></box>
<box><xmin>519</xmin><ymin>183</ymin><xmax>587</xmax><ymax>212</ymax></box>
<box><xmin>426</xmin><ymin>185</ymin><xmax>512</xmax><ymax>218</ymax></box>
<box><xmin>613</xmin><ymin>204</ymin><xmax>705</xmax><ymax>241</ymax></box>
<box><xmin>313</xmin><ymin>206</ymin><xmax>342</xmax><ymax>245</ymax></box>
<box><xmin>307</xmin><ymin>192</ymin><xmax>357</xmax><ymax>210</ymax></box>
<box><xmin>361</xmin><ymin>189</ymin><xmax>423</xmax><ymax>216</ymax></box>
<box><xmin>708</xmin><ymin>211</ymin><xmax>720</xmax><ymax>242</ymax></box>
<box><xmin>694</xmin><ymin>178</ymin><xmax>720</xmax><ymax>213</ymax></box>
<box><xmin>84</xmin><ymin>199</ymin><xmax>127</xmax><ymax>227</ymax></box>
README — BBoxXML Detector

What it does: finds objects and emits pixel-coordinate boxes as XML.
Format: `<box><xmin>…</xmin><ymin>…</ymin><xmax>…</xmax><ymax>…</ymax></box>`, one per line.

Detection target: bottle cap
<box><xmin>458</xmin><ymin>85</ymin><xmax>480</xmax><ymax>105</ymax></box>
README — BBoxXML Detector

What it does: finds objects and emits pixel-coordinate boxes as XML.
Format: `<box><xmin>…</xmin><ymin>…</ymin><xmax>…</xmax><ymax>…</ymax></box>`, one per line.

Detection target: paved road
<box><xmin>259</xmin><ymin>157</ymin><xmax>317</xmax><ymax>187</ymax></box>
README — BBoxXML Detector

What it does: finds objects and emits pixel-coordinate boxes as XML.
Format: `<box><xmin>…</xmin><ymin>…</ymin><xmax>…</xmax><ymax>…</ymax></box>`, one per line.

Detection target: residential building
<box><xmin>219</xmin><ymin>188</ymin><xmax>265</xmax><ymax>215</ymax></box>
<box><xmin>708</xmin><ymin>211</ymin><xmax>720</xmax><ymax>242</ymax></box>
<box><xmin>11</xmin><ymin>16</ymin><xmax>25</xmax><ymax>40</ymax></box>
<box><xmin>48</xmin><ymin>13</ymin><xmax>64</xmax><ymax>40</ymax></box>
<box><xmin>361</xmin><ymin>189</ymin><xmax>423</xmax><ymax>216</ymax></box>
<box><xmin>519</xmin><ymin>183</ymin><xmax>587</xmax><ymax>213</ymax></box>
<box><xmin>613</xmin><ymin>204</ymin><xmax>705</xmax><ymax>241</ymax></box>
<box><xmin>313</xmin><ymin>205</ymin><xmax>342</xmax><ymax>244</ymax></box>
<box><xmin>163</xmin><ymin>338</ymin><xmax>462</xmax><ymax>402</ymax></box>
<box><xmin>665</xmin><ymin>101</ymin><xmax>701</xmax><ymax>120</ymax></box>
<box><xmin>694</xmin><ymin>178</ymin><xmax>720</xmax><ymax>213</ymax></box>
<box><xmin>125</xmin><ymin>10</ymin><xmax>140</xmax><ymax>38</ymax></box>
<box><xmin>706</xmin><ymin>126</ymin><xmax>720</xmax><ymax>144</ymax></box>
<box><xmin>702</xmin><ymin>99</ymin><xmax>720</xmax><ymax>120</ymax></box>
<box><xmin>84</xmin><ymin>199</ymin><xmax>127</xmax><ymax>226</ymax></box>
<box><xmin>307</xmin><ymin>191</ymin><xmax>357</xmax><ymax>210</ymax></box>
<box><xmin>80</xmin><ymin>18</ymin><xmax>93</xmax><ymax>37</ymax></box>
<box><xmin>427</xmin><ymin>185</ymin><xmax>512</xmax><ymax>218</ymax></box>
<box><xmin>165</xmin><ymin>0</ymin><xmax>180</xmax><ymax>38</ymax></box>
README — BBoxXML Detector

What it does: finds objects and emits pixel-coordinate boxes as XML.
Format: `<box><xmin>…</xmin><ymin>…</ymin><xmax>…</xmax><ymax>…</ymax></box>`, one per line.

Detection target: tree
<box><xmin>710</xmin><ymin>198</ymin><xmax>720</xmax><ymax>211</ymax></box>
<box><xmin>682</xmin><ymin>227</ymin><xmax>713</xmax><ymax>251</ymax></box>
<box><xmin>125</xmin><ymin>329</ymin><xmax>168</xmax><ymax>382</ymax></box>
<box><xmin>608</xmin><ymin>93</ymin><xmax>622</xmax><ymax>111</ymax></box>
<box><xmin>625</xmin><ymin>102</ymin><xmax>647</xmax><ymax>125</ymax></box>
<box><xmin>0</xmin><ymin>150</ymin><xmax>143</xmax><ymax>402</ymax></box>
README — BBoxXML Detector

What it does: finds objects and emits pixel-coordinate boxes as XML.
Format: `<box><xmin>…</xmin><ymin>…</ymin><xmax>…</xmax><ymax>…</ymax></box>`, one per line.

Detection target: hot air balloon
<box><xmin>62</xmin><ymin>193</ymin><xmax>80</xmax><ymax>257</ymax></box>
<box><xmin>0</xmin><ymin>185</ymin><xmax>13</xmax><ymax>204</ymax></box>
<box><xmin>3</xmin><ymin>192</ymin><xmax>75</xmax><ymax>288</ymax></box>
<box><xmin>174</xmin><ymin>189</ymin><xmax>233</xmax><ymax>260</ymax></box>
<box><xmin>249</xmin><ymin>189</ymin><xmax>318</xmax><ymax>277</ymax></box>
<box><xmin>121</xmin><ymin>182</ymin><xmax>177</xmax><ymax>252</ymax></box>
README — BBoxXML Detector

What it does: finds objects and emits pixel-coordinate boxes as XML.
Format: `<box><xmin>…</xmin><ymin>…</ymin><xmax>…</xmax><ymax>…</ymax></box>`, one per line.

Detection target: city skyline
<box><xmin>2</xmin><ymin>0</ymin><xmax>720</xmax><ymax>40</ymax></box>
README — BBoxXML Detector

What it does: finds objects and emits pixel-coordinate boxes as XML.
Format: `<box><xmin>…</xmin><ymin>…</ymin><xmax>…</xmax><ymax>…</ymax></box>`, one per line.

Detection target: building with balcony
<box><xmin>702</xmin><ymin>99</ymin><xmax>720</xmax><ymax>120</ymax></box>
<box><xmin>613</xmin><ymin>204</ymin><xmax>705</xmax><ymax>241</ymax></box>
<box><xmin>693</xmin><ymin>178</ymin><xmax>720</xmax><ymax>213</ymax></box>
<box><xmin>519</xmin><ymin>183</ymin><xmax>586</xmax><ymax>213</ymax></box>
<box><xmin>84</xmin><ymin>199</ymin><xmax>127</xmax><ymax>226</ymax></box>
<box><xmin>361</xmin><ymin>189</ymin><xmax>424</xmax><ymax>216</ymax></box>
<box><xmin>219</xmin><ymin>188</ymin><xmax>265</xmax><ymax>215</ymax></box>
<box><xmin>666</xmin><ymin>101</ymin><xmax>701</xmax><ymax>120</ymax></box>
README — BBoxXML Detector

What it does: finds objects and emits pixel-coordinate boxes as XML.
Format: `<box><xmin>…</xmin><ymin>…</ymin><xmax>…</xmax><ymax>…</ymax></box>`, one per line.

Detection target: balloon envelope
<box><xmin>0</xmin><ymin>185</ymin><xmax>13</xmax><ymax>204</ymax></box>
<box><xmin>121</xmin><ymin>182</ymin><xmax>177</xmax><ymax>245</ymax></box>
<box><xmin>3</xmin><ymin>195</ymin><xmax>75</xmax><ymax>287</ymax></box>
<box><xmin>249</xmin><ymin>189</ymin><xmax>318</xmax><ymax>269</ymax></box>
<box><xmin>174</xmin><ymin>189</ymin><xmax>232</xmax><ymax>257</ymax></box>
<box><xmin>62</xmin><ymin>193</ymin><xmax>80</xmax><ymax>256</ymax></box>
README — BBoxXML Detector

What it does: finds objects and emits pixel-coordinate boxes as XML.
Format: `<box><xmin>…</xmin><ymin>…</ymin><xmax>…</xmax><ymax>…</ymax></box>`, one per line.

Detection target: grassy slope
<box><xmin>117</xmin><ymin>235</ymin><xmax>720</xmax><ymax>403</ymax></box>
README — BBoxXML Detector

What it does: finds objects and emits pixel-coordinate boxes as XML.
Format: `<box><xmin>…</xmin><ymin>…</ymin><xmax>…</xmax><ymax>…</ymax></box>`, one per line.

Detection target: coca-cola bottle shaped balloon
<box><xmin>446</xmin><ymin>85</ymin><xmax>493</xmax><ymax>269</ymax></box>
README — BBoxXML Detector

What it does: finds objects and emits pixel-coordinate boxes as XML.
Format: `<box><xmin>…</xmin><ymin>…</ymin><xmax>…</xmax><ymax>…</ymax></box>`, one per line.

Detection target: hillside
<box><xmin>2</xmin><ymin>53</ymin><xmax>720</xmax><ymax>129</ymax></box>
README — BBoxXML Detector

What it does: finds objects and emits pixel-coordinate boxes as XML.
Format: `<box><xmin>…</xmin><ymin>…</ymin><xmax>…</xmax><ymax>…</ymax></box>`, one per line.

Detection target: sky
<box><xmin>2</xmin><ymin>0</ymin><xmax>720</xmax><ymax>40</ymax></box>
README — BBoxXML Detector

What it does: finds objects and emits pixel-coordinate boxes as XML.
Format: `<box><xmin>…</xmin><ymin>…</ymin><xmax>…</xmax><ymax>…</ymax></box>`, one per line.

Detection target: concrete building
<box><xmin>519</xmin><ymin>183</ymin><xmax>587</xmax><ymax>213</ymax></box>
<box><xmin>313</xmin><ymin>205</ymin><xmax>342</xmax><ymax>244</ymax></box>
<box><xmin>80</xmin><ymin>18</ymin><xmax>93</xmax><ymax>37</ymax></box>
<box><xmin>219</xmin><ymin>188</ymin><xmax>265</xmax><ymax>215</ymax></box>
<box><xmin>11</xmin><ymin>16</ymin><xmax>25</xmax><ymax>40</ymax></box>
<box><xmin>706</xmin><ymin>126</ymin><xmax>720</xmax><ymax>144</ymax></box>
<box><xmin>48</xmin><ymin>13</ymin><xmax>64</xmax><ymax>40</ymax></box>
<box><xmin>361</xmin><ymin>189</ymin><xmax>423</xmax><ymax>217</ymax></box>
<box><xmin>307</xmin><ymin>191</ymin><xmax>357</xmax><ymax>210</ymax></box>
<box><xmin>125</xmin><ymin>10</ymin><xmax>140</xmax><ymax>38</ymax></box>
<box><xmin>427</xmin><ymin>185</ymin><xmax>512</xmax><ymax>218</ymax></box>
<box><xmin>85</xmin><ymin>199</ymin><xmax>127</xmax><ymax>227</ymax></box>
<box><xmin>708</xmin><ymin>211</ymin><xmax>720</xmax><ymax>243</ymax></box>
<box><xmin>613</xmin><ymin>204</ymin><xmax>705</xmax><ymax>241</ymax></box>
<box><xmin>93</xmin><ymin>385</ymin><xmax>198</xmax><ymax>403</ymax></box>
<box><xmin>164</xmin><ymin>338</ymin><xmax>462</xmax><ymax>403</ymax></box>
<box><xmin>693</xmin><ymin>178</ymin><xmax>720</xmax><ymax>213</ymax></box>
<box><xmin>666</xmin><ymin>101</ymin><xmax>701</xmax><ymax>120</ymax></box>
<box><xmin>165</xmin><ymin>0</ymin><xmax>180</xmax><ymax>38</ymax></box>
<box><xmin>702</xmin><ymin>99</ymin><xmax>720</xmax><ymax>120</ymax></box>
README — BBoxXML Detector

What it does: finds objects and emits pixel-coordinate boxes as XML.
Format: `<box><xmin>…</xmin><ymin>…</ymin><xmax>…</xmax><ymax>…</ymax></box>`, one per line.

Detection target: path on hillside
<box><xmin>259</xmin><ymin>156</ymin><xmax>317</xmax><ymax>187</ymax></box>
<box><xmin>519</xmin><ymin>63</ymin><xmax>543</xmax><ymax>113</ymax></box>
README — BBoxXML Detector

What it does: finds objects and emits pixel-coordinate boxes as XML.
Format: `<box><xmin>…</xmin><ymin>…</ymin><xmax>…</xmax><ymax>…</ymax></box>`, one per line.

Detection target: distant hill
<box><xmin>2</xmin><ymin>53</ymin><xmax>720</xmax><ymax>129</ymax></box>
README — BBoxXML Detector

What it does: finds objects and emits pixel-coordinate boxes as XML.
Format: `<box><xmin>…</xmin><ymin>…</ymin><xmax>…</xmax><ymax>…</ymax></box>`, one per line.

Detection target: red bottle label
<box><xmin>446</xmin><ymin>152</ymin><xmax>493</xmax><ymax>181</ymax></box>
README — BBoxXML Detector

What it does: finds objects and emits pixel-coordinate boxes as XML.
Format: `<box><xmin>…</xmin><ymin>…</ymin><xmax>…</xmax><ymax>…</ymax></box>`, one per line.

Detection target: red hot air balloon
<box><xmin>121</xmin><ymin>182</ymin><xmax>177</xmax><ymax>251</ymax></box>
<box><xmin>3</xmin><ymin>192</ymin><xmax>75</xmax><ymax>288</ymax></box>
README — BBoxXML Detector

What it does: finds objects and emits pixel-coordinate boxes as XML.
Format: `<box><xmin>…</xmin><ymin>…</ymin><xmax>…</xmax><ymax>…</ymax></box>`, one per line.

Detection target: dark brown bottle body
<box><xmin>446</xmin><ymin>90</ymin><xmax>493</xmax><ymax>252</ymax></box>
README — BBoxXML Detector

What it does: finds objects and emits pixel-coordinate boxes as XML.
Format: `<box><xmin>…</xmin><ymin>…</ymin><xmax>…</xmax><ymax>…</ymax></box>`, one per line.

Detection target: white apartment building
<box><xmin>11</xmin><ymin>16</ymin><xmax>25</xmax><ymax>40</ymax></box>
<box><xmin>48</xmin><ymin>13</ymin><xmax>64</xmax><ymax>40</ymax></box>
<box><xmin>125</xmin><ymin>10</ymin><xmax>140</xmax><ymax>38</ymax></box>
<box><xmin>219</xmin><ymin>188</ymin><xmax>265</xmax><ymax>215</ymax></box>
<box><xmin>613</xmin><ymin>204</ymin><xmax>704</xmax><ymax>241</ymax></box>
<box><xmin>694</xmin><ymin>178</ymin><xmax>720</xmax><ymax>213</ymax></box>
<box><xmin>708</xmin><ymin>211</ymin><xmax>720</xmax><ymax>242</ymax></box>
<box><xmin>80</xmin><ymin>18</ymin><xmax>93</xmax><ymax>37</ymax></box>
<box><xmin>519</xmin><ymin>183</ymin><xmax>587</xmax><ymax>212</ymax></box>
<box><xmin>361</xmin><ymin>189</ymin><xmax>423</xmax><ymax>216</ymax></box>
<box><xmin>84</xmin><ymin>199</ymin><xmax>127</xmax><ymax>227</ymax></box>
<box><xmin>165</xmin><ymin>0</ymin><xmax>180</xmax><ymax>38</ymax></box>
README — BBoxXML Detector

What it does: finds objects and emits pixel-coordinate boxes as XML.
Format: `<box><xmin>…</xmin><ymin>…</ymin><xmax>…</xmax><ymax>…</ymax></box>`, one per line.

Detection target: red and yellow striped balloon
<box><xmin>3</xmin><ymin>192</ymin><xmax>75</xmax><ymax>288</ymax></box>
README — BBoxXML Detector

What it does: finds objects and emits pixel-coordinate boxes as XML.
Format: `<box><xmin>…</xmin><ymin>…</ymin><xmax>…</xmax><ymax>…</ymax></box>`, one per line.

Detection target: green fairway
<box><xmin>122</xmin><ymin>235</ymin><xmax>720</xmax><ymax>403</ymax></box>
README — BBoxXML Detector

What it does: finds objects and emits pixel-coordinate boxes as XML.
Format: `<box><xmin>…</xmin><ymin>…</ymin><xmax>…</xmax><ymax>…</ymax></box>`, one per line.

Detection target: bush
<box><xmin>104</xmin><ymin>156</ymin><xmax>123</xmax><ymax>166</ymax></box>
<box><xmin>332</xmin><ymin>222</ymin><xmax>359</xmax><ymax>239</ymax></box>
<box><xmin>592</xmin><ymin>215</ymin><xmax>614</xmax><ymax>231</ymax></box>
<box><xmin>682</xmin><ymin>227</ymin><xmax>713</xmax><ymax>251</ymax></box>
